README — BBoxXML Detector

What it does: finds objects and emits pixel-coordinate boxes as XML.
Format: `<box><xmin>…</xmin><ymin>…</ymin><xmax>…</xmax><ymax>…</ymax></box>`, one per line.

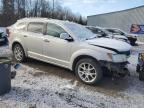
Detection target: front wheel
<box><xmin>75</xmin><ymin>58</ymin><xmax>103</xmax><ymax>85</ymax></box>
<box><xmin>13</xmin><ymin>44</ymin><xmax>26</xmax><ymax>62</ymax></box>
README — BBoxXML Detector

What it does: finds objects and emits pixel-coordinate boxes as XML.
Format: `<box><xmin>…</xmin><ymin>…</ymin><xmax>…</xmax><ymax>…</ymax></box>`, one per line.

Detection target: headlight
<box><xmin>108</xmin><ymin>53</ymin><xmax>127</xmax><ymax>62</ymax></box>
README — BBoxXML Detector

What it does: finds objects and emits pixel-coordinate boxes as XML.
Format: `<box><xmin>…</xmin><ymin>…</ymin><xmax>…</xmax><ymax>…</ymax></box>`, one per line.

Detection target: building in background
<box><xmin>87</xmin><ymin>5</ymin><xmax>144</xmax><ymax>42</ymax></box>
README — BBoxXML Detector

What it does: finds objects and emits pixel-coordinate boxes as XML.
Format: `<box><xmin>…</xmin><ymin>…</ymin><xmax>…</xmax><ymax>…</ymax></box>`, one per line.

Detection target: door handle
<box><xmin>44</xmin><ymin>39</ymin><xmax>50</xmax><ymax>43</ymax></box>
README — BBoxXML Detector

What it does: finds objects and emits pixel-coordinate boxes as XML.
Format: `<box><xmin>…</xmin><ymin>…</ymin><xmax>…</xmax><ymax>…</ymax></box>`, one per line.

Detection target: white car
<box><xmin>86</xmin><ymin>26</ymin><xmax>129</xmax><ymax>43</ymax></box>
<box><xmin>8</xmin><ymin>18</ymin><xmax>132</xmax><ymax>85</ymax></box>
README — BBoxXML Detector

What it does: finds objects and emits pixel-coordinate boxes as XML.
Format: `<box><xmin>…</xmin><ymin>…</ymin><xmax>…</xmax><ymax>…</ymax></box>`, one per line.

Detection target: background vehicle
<box><xmin>8</xmin><ymin>18</ymin><xmax>131</xmax><ymax>85</ymax></box>
<box><xmin>86</xmin><ymin>26</ymin><xmax>129</xmax><ymax>43</ymax></box>
<box><xmin>106</xmin><ymin>28</ymin><xmax>137</xmax><ymax>46</ymax></box>
<box><xmin>0</xmin><ymin>28</ymin><xmax>8</xmax><ymax>45</ymax></box>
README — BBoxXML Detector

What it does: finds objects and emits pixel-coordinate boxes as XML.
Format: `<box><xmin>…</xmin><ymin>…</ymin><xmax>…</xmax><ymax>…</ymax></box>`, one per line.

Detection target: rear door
<box><xmin>24</xmin><ymin>22</ymin><xmax>45</xmax><ymax>58</ymax></box>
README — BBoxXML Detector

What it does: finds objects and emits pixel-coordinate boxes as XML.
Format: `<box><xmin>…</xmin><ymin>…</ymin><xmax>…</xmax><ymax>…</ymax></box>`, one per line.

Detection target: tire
<box><xmin>75</xmin><ymin>58</ymin><xmax>103</xmax><ymax>85</ymax></box>
<box><xmin>13</xmin><ymin>44</ymin><xmax>26</xmax><ymax>62</ymax></box>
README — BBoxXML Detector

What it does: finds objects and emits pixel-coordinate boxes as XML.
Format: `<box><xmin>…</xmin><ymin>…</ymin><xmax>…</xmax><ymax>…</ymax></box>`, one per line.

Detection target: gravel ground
<box><xmin>0</xmin><ymin>44</ymin><xmax>144</xmax><ymax>108</ymax></box>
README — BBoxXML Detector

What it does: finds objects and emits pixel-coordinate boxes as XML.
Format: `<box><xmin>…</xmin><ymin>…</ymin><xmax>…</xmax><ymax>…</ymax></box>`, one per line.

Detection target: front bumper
<box><xmin>100</xmin><ymin>61</ymin><xmax>130</xmax><ymax>77</ymax></box>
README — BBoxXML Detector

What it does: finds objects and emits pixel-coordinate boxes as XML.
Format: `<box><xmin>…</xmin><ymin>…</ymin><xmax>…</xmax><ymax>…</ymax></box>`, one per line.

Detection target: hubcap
<box><xmin>14</xmin><ymin>45</ymin><xmax>23</xmax><ymax>61</ymax></box>
<box><xmin>78</xmin><ymin>63</ymin><xmax>97</xmax><ymax>83</ymax></box>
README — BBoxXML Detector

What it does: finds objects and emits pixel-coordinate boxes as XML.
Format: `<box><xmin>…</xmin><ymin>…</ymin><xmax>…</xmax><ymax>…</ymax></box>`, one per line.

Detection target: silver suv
<box><xmin>8</xmin><ymin>18</ymin><xmax>131</xmax><ymax>85</ymax></box>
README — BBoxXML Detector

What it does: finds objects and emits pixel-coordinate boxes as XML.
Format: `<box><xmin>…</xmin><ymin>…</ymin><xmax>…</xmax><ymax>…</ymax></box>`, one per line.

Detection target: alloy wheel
<box><xmin>14</xmin><ymin>45</ymin><xmax>23</xmax><ymax>61</ymax></box>
<box><xmin>78</xmin><ymin>63</ymin><xmax>97</xmax><ymax>83</ymax></box>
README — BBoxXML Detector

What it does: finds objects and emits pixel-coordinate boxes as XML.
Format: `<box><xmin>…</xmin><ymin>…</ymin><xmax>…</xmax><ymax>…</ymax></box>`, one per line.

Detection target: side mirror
<box><xmin>60</xmin><ymin>33</ymin><xmax>73</xmax><ymax>41</ymax></box>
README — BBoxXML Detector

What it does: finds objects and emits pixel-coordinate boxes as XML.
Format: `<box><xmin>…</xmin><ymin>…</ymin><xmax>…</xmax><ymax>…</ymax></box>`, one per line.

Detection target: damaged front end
<box><xmin>100</xmin><ymin>61</ymin><xmax>130</xmax><ymax>78</ymax></box>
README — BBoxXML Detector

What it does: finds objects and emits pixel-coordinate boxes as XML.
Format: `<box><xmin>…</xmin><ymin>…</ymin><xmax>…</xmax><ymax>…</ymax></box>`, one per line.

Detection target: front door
<box><xmin>43</xmin><ymin>23</ymin><xmax>72</xmax><ymax>67</ymax></box>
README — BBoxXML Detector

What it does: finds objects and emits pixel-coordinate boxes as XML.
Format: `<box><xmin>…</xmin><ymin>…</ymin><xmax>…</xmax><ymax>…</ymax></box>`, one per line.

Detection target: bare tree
<box><xmin>0</xmin><ymin>0</ymin><xmax>86</xmax><ymax>26</ymax></box>
<box><xmin>2</xmin><ymin>0</ymin><xmax>15</xmax><ymax>26</ymax></box>
<box><xmin>15</xmin><ymin>0</ymin><xmax>26</xmax><ymax>18</ymax></box>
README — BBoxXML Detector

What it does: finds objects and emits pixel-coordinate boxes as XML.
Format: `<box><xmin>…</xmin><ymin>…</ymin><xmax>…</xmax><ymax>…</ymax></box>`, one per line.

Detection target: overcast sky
<box><xmin>57</xmin><ymin>0</ymin><xmax>144</xmax><ymax>17</ymax></box>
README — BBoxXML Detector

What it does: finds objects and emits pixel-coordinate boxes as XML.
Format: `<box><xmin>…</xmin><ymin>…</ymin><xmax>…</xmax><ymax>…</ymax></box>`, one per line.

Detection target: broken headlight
<box><xmin>108</xmin><ymin>53</ymin><xmax>127</xmax><ymax>62</ymax></box>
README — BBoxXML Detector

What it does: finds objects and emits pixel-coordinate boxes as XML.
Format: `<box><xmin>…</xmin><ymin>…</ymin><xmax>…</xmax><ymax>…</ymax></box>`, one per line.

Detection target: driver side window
<box><xmin>46</xmin><ymin>23</ymin><xmax>66</xmax><ymax>38</ymax></box>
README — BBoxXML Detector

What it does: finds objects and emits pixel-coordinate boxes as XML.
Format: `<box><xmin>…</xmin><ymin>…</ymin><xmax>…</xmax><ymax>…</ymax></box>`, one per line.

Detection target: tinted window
<box><xmin>46</xmin><ymin>23</ymin><xmax>66</xmax><ymax>38</ymax></box>
<box><xmin>87</xmin><ymin>27</ymin><xmax>104</xmax><ymax>34</ymax></box>
<box><xmin>87</xmin><ymin>27</ymin><xmax>98</xmax><ymax>34</ymax></box>
<box><xmin>28</xmin><ymin>22</ymin><xmax>44</xmax><ymax>34</ymax></box>
<box><xmin>16</xmin><ymin>22</ymin><xmax>26</xmax><ymax>30</ymax></box>
<box><xmin>107</xmin><ymin>29</ymin><xmax>125</xmax><ymax>35</ymax></box>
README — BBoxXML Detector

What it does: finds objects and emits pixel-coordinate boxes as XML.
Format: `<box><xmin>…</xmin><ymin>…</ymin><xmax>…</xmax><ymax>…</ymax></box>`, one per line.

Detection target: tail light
<box><xmin>6</xmin><ymin>28</ymin><xmax>10</xmax><ymax>37</ymax></box>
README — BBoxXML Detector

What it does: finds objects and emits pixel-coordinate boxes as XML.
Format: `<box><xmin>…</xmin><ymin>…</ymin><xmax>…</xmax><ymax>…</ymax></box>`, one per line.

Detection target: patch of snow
<box><xmin>0</xmin><ymin>46</ymin><xmax>12</xmax><ymax>57</ymax></box>
<box><xmin>61</xmin><ymin>80</ymin><xmax>79</xmax><ymax>91</ymax></box>
<box><xmin>137</xmin><ymin>41</ymin><xmax>144</xmax><ymax>45</ymax></box>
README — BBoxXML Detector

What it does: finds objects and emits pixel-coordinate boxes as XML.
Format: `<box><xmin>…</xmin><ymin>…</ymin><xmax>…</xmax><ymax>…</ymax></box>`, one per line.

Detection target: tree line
<box><xmin>0</xmin><ymin>0</ymin><xmax>87</xmax><ymax>27</ymax></box>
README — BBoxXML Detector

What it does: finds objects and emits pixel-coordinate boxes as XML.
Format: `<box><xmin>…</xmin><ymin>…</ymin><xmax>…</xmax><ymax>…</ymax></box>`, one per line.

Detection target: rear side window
<box><xmin>16</xmin><ymin>22</ymin><xmax>26</xmax><ymax>30</ymax></box>
<box><xmin>46</xmin><ymin>23</ymin><xmax>66</xmax><ymax>38</ymax></box>
<box><xmin>27</xmin><ymin>22</ymin><xmax>44</xmax><ymax>34</ymax></box>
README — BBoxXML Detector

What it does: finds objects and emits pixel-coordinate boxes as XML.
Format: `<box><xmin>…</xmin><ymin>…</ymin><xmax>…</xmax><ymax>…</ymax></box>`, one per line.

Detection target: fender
<box><xmin>69</xmin><ymin>49</ymin><xmax>112</xmax><ymax>70</ymax></box>
<box><xmin>11</xmin><ymin>38</ymin><xmax>28</xmax><ymax>57</ymax></box>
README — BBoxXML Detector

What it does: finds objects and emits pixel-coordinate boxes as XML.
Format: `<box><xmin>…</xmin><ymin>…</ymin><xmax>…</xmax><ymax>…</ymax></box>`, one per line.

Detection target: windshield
<box><xmin>64</xmin><ymin>23</ymin><xmax>96</xmax><ymax>40</ymax></box>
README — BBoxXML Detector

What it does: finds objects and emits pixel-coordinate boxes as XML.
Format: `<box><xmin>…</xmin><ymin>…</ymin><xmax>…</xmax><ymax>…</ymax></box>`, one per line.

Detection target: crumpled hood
<box><xmin>86</xmin><ymin>38</ymin><xmax>132</xmax><ymax>52</ymax></box>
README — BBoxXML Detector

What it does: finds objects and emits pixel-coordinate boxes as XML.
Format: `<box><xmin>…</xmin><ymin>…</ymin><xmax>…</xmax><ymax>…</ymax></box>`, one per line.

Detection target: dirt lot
<box><xmin>0</xmin><ymin>43</ymin><xmax>144</xmax><ymax>108</ymax></box>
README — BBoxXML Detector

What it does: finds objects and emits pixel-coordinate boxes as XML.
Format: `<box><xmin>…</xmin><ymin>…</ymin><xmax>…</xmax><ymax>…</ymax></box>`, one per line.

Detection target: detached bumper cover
<box><xmin>100</xmin><ymin>61</ymin><xmax>130</xmax><ymax>77</ymax></box>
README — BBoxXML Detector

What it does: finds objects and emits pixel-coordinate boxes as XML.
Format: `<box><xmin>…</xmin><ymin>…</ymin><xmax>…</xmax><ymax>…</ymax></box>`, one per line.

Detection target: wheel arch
<box><xmin>70</xmin><ymin>49</ymin><xmax>111</xmax><ymax>71</ymax></box>
<box><xmin>72</xmin><ymin>55</ymin><xmax>99</xmax><ymax>71</ymax></box>
<box><xmin>12</xmin><ymin>41</ymin><xmax>28</xmax><ymax>57</ymax></box>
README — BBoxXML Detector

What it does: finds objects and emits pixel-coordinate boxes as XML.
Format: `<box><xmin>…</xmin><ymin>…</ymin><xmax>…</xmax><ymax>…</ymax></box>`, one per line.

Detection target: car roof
<box><xmin>17</xmin><ymin>17</ymin><xmax>75</xmax><ymax>26</ymax></box>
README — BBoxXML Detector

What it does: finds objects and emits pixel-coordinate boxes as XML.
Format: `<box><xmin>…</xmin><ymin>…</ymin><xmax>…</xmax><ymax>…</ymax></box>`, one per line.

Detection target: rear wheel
<box><xmin>75</xmin><ymin>58</ymin><xmax>103</xmax><ymax>85</ymax></box>
<box><xmin>13</xmin><ymin>44</ymin><xmax>26</xmax><ymax>62</ymax></box>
